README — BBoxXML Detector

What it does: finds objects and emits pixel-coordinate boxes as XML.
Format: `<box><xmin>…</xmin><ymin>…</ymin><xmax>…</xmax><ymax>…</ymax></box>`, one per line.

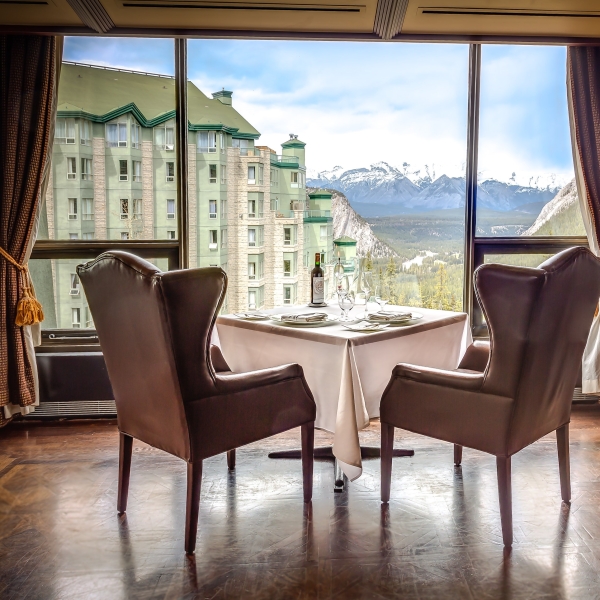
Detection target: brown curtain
<box><xmin>568</xmin><ymin>47</ymin><xmax>600</xmax><ymax>393</ymax></box>
<box><xmin>0</xmin><ymin>36</ymin><xmax>59</xmax><ymax>426</ymax></box>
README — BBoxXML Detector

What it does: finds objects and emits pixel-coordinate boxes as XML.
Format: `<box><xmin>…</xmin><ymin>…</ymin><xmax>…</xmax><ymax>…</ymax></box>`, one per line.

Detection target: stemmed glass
<box><xmin>337</xmin><ymin>275</ymin><xmax>355</xmax><ymax>321</ymax></box>
<box><xmin>375</xmin><ymin>284</ymin><xmax>389</xmax><ymax>311</ymax></box>
<box><xmin>360</xmin><ymin>270</ymin><xmax>374</xmax><ymax>319</ymax></box>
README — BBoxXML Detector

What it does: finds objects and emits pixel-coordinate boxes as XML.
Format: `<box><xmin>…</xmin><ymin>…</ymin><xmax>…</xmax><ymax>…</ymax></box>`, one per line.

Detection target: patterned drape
<box><xmin>0</xmin><ymin>36</ymin><xmax>59</xmax><ymax>426</ymax></box>
<box><xmin>568</xmin><ymin>47</ymin><xmax>600</xmax><ymax>393</ymax></box>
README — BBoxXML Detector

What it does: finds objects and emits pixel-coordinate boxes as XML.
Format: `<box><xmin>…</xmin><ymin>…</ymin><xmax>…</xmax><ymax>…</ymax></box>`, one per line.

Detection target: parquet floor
<box><xmin>1</xmin><ymin>405</ymin><xmax>600</xmax><ymax>599</ymax></box>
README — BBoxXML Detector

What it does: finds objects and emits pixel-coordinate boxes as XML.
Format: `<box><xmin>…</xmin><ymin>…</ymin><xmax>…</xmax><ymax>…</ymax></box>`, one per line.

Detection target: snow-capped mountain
<box><xmin>308</xmin><ymin>163</ymin><xmax>560</xmax><ymax>216</ymax></box>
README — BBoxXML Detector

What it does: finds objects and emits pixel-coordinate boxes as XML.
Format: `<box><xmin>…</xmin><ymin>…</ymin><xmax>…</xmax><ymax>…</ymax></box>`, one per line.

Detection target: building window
<box><xmin>248</xmin><ymin>262</ymin><xmax>256</xmax><ymax>279</ymax></box>
<box><xmin>166</xmin><ymin>161</ymin><xmax>175</xmax><ymax>182</ymax></box>
<box><xmin>209</xmin><ymin>230</ymin><xmax>218</xmax><ymax>249</ymax></box>
<box><xmin>120</xmin><ymin>198</ymin><xmax>129</xmax><ymax>219</ymax></box>
<box><xmin>85</xmin><ymin>307</ymin><xmax>94</xmax><ymax>328</ymax></box>
<box><xmin>121</xmin><ymin>232</ymin><xmax>130</xmax><ymax>240</ymax></box>
<box><xmin>67</xmin><ymin>157</ymin><xmax>77</xmax><ymax>180</ymax></box>
<box><xmin>291</xmin><ymin>172</ymin><xmax>299</xmax><ymax>188</ymax></box>
<box><xmin>119</xmin><ymin>160</ymin><xmax>128</xmax><ymax>181</ymax></box>
<box><xmin>283</xmin><ymin>259</ymin><xmax>291</xmax><ymax>277</ymax></box>
<box><xmin>258</xmin><ymin>165</ymin><xmax>264</xmax><ymax>185</ymax></box>
<box><xmin>271</xmin><ymin>168</ymin><xmax>279</xmax><ymax>187</ymax></box>
<box><xmin>133</xmin><ymin>161</ymin><xmax>141</xmax><ymax>182</ymax></box>
<box><xmin>167</xmin><ymin>199</ymin><xmax>175</xmax><ymax>219</ymax></box>
<box><xmin>320</xmin><ymin>225</ymin><xmax>328</xmax><ymax>239</ymax></box>
<box><xmin>155</xmin><ymin>122</ymin><xmax>175</xmax><ymax>151</ymax></box>
<box><xmin>248</xmin><ymin>198</ymin><xmax>257</xmax><ymax>218</ymax></box>
<box><xmin>69</xmin><ymin>233</ymin><xmax>79</xmax><ymax>240</ymax></box>
<box><xmin>198</xmin><ymin>131</ymin><xmax>216</xmax><ymax>153</ymax></box>
<box><xmin>131</xmin><ymin>122</ymin><xmax>141</xmax><ymax>149</ymax></box>
<box><xmin>248</xmin><ymin>166</ymin><xmax>256</xmax><ymax>185</ymax></box>
<box><xmin>283</xmin><ymin>285</ymin><xmax>296</xmax><ymax>305</ymax></box>
<box><xmin>284</xmin><ymin>227</ymin><xmax>291</xmax><ymax>245</ymax></box>
<box><xmin>167</xmin><ymin>230</ymin><xmax>176</xmax><ymax>240</ymax></box>
<box><xmin>220</xmin><ymin>199</ymin><xmax>227</xmax><ymax>217</ymax></box>
<box><xmin>72</xmin><ymin>307</ymin><xmax>81</xmax><ymax>328</ymax></box>
<box><xmin>248</xmin><ymin>290</ymin><xmax>257</xmax><ymax>310</ymax></box>
<box><xmin>221</xmin><ymin>228</ymin><xmax>227</xmax><ymax>248</ymax></box>
<box><xmin>81</xmin><ymin>158</ymin><xmax>93</xmax><ymax>180</ymax></box>
<box><xmin>220</xmin><ymin>132</ymin><xmax>225</xmax><ymax>154</ymax></box>
<box><xmin>70</xmin><ymin>273</ymin><xmax>80</xmax><ymax>295</ymax></box>
<box><xmin>221</xmin><ymin>165</ymin><xmax>227</xmax><ymax>184</ymax></box>
<box><xmin>209</xmin><ymin>200</ymin><xmax>217</xmax><ymax>219</ymax></box>
<box><xmin>133</xmin><ymin>198</ymin><xmax>143</xmax><ymax>220</ymax></box>
<box><xmin>80</xmin><ymin>120</ymin><xmax>91</xmax><ymax>145</ymax></box>
<box><xmin>68</xmin><ymin>198</ymin><xmax>77</xmax><ymax>220</ymax></box>
<box><xmin>248</xmin><ymin>228</ymin><xmax>256</xmax><ymax>247</ymax></box>
<box><xmin>82</xmin><ymin>198</ymin><xmax>94</xmax><ymax>221</ymax></box>
<box><xmin>82</xmin><ymin>232</ymin><xmax>94</xmax><ymax>240</ymax></box>
<box><xmin>209</xmin><ymin>164</ymin><xmax>217</xmax><ymax>184</ymax></box>
<box><xmin>56</xmin><ymin>118</ymin><xmax>75</xmax><ymax>144</ymax></box>
<box><xmin>106</xmin><ymin>120</ymin><xmax>127</xmax><ymax>148</ymax></box>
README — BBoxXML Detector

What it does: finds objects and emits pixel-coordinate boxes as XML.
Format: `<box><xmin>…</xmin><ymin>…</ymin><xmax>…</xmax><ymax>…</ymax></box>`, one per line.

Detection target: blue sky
<box><xmin>64</xmin><ymin>38</ymin><xmax>574</xmax><ymax>187</ymax></box>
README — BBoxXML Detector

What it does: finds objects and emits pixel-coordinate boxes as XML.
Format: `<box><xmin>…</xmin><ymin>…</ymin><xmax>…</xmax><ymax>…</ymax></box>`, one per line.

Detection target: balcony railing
<box><xmin>275</xmin><ymin>210</ymin><xmax>295</xmax><ymax>219</ymax></box>
<box><xmin>270</xmin><ymin>154</ymin><xmax>299</xmax><ymax>167</ymax></box>
<box><xmin>248</xmin><ymin>212</ymin><xmax>264</xmax><ymax>219</ymax></box>
<box><xmin>239</xmin><ymin>147</ymin><xmax>261</xmax><ymax>157</ymax></box>
<box><xmin>304</xmin><ymin>210</ymin><xmax>331</xmax><ymax>219</ymax></box>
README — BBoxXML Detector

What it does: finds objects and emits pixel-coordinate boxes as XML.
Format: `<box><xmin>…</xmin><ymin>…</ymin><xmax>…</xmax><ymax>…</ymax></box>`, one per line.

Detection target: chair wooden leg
<box><xmin>117</xmin><ymin>432</ymin><xmax>133</xmax><ymax>515</ymax></box>
<box><xmin>227</xmin><ymin>449</ymin><xmax>236</xmax><ymax>470</ymax></box>
<box><xmin>381</xmin><ymin>422</ymin><xmax>394</xmax><ymax>503</ymax></box>
<box><xmin>301</xmin><ymin>421</ymin><xmax>315</xmax><ymax>502</ymax></box>
<box><xmin>454</xmin><ymin>444</ymin><xmax>463</xmax><ymax>467</ymax></box>
<box><xmin>185</xmin><ymin>461</ymin><xmax>203</xmax><ymax>555</ymax></box>
<box><xmin>556</xmin><ymin>423</ymin><xmax>571</xmax><ymax>504</ymax></box>
<box><xmin>496</xmin><ymin>456</ymin><xmax>513</xmax><ymax>547</ymax></box>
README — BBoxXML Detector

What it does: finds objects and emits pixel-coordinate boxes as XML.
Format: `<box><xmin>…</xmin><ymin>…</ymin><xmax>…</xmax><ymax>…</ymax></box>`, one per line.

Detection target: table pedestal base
<box><xmin>268</xmin><ymin>446</ymin><xmax>415</xmax><ymax>492</ymax></box>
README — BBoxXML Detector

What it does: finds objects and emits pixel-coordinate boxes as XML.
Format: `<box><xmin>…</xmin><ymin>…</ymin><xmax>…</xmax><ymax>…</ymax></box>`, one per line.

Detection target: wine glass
<box><xmin>360</xmin><ymin>270</ymin><xmax>374</xmax><ymax>319</ymax></box>
<box><xmin>337</xmin><ymin>275</ymin><xmax>355</xmax><ymax>321</ymax></box>
<box><xmin>333</xmin><ymin>258</ymin><xmax>345</xmax><ymax>294</ymax></box>
<box><xmin>375</xmin><ymin>284</ymin><xmax>389</xmax><ymax>311</ymax></box>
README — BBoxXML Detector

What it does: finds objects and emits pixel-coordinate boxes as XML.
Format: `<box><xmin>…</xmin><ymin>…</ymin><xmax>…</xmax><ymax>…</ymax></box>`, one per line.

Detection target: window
<box><xmin>70</xmin><ymin>273</ymin><xmax>80</xmax><ymax>295</ymax></box>
<box><xmin>209</xmin><ymin>200</ymin><xmax>217</xmax><ymax>219</ymax></box>
<box><xmin>56</xmin><ymin>118</ymin><xmax>75</xmax><ymax>144</ymax></box>
<box><xmin>72</xmin><ymin>307</ymin><xmax>81</xmax><ymax>328</ymax></box>
<box><xmin>248</xmin><ymin>228</ymin><xmax>256</xmax><ymax>247</ymax></box>
<box><xmin>291</xmin><ymin>172</ymin><xmax>299</xmax><ymax>187</ymax></box>
<box><xmin>320</xmin><ymin>225</ymin><xmax>328</xmax><ymax>239</ymax></box>
<box><xmin>82</xmin><ymin>198</ymin><xmax>94</xmax><ymax>221</ymax></box>
<box><xmin>209</xmin><ymin>230</ymin><xmax>218</xmax><ymax>249</ymax></box>
<box><xmin>155</xmin><ymin>121</ymin><xmax>175</xmax><ymax>151</ymax></box>
<box><xmin>67</xmin><ymin>157</ymin><xmax>76</xmax><ymax>180</ymax></box>
<box><xmin>283</xmin><ymin>285</ymin><xmax>296</xmax><ymax>305</ymax></box>
<box><xmin>85</xmin><ymin>307</ymin><xmax>94</xmax><ymax>329</ymax></box>
<box><xmin>248</xmin><ymin>289</ymin><xmax>257</xmax><ymax>310</ymax></box>
<box><xmin>133</xmin><ymin>161</ymin><xmax>141</xmax><ymax>182</ymax></box>
<box><xmin>120</xmin><ymin>198</ymin><xmax>129</xmax><ymax>219</ymax></box>
<box><xmin>82</xmin><ymin>232</ymin><xmax>94</xmax><ymax>240</ymax></box>
<box><xmin>198</xmin><ymin>131</ymin><xmax>216</xmax><ymax>153</ymax></box>
<box><xmin>284</xmin><ymin>252</ymin><xmax>297</xmax><ymax>276</ymax></box>
<box><xmin>248</xmin><ymin>261</ymin><xmax>256</xmax><ymax>279</ymax></box>
<box><xmin>121</xmin><ymin>232</ymin><xmax>130</xmax><ymax>240</ymax></box>
<box><xmin>221</xmin><ymin>165</ymin><xmax>227</xmax><ymax>184</ymax></box>
<box><xmin>258</xmin><ymin>165</ymin><xmax>264</xmax><ymax>185</ymax></box>
<box><xmin>271</xmin><ymin>169</ymin><xmax>279</xmax><ymax>187</ymax></box>
<box><xmin>283</xmin><ymin>259</ymin><xmax>291</xmax><ymax>277</ymax></box>
<box><xmin>81</xmin><ymin>158</ymin><xmax>92</xmax><ymax>180</ymax></box>
<box><xmin>131</xmin><ymin>122</ymin><xmax>141</xmax><ymax>149</ymax></box>
<box><xmin>167</xmin><ymin>230</ymin><xmax>175</xmax><ymax>240</ymax></box>
<box><xmin>209</xmin><ymin>164</ymin><xmax>217</xmax><ymax>184</ymax></box>
<box><xmin>106</xmin><ymin>120</ymin><xmax>127</xmax><ymax>148</ymax></box>
<box><xmin>284</xmin><ymin>227</ymin><xmax>291</xmax><ymax>245</ymax></box>
<box><xmin>167</xmin><ymin>199</ymin><xmax>175</xmax><ymax>219</ymax></box>
<box><xmin>248</xmin><ymin>198</ymin><xmax>257</xmax><ymax>218</ymax></box>
<box><xmin>221</xmin><ymin>228</ymin><xmax>227</xmax><ymax>248</ymax></box>
<box><xmin>247</xmin><ymin>286</ymin><xmax>264</xmax><ymax>309</ymax></box>
<box><xmin>271</xmin><ymin>198</ymin><xmax>279</xmax><ymax>211</ymax></box>
<box><xmin>80</xmin><ymin>120</ymin><xmax>91</xmax><ymax>145</ymax></box>
<box><xmin>69</xmin><ymin>233</ymin><xmax>79</xmax><ymax>240</ymax></box>
<box><xmin>220</xmin><ymin>132</ymin><xmax>225</xmax><ymax>154</ymax></box>
<box><xmin>133</xmin><ymin>198</ymin><xmax>143</xmax><ymax>220</ymax></box>
<box><xmin>68</xmin><ymin>198</ymin><xmax>77</xmax><ymax>220</ymax></box>
<box><xmin>166</xmin><ymin>162</ymin><xmax>175</xmax><ymax>182</ymax></box>
<box><xmin>119</xmin><ymin>160</ymin><xmax>128</xmax><ymax>181</ymax></box>
<box><xmin>220</xmin><ymin>199</ymin><xmax>227</xmax><ymax>217</ymax></box>
<box><xmin>248</xmin><ymin>166</ymin><xmax>256</xmax><ymax>184</ymax></box>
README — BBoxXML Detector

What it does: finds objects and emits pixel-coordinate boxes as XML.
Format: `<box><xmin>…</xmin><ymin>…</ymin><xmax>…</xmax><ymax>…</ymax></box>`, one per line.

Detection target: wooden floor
<box><xmin>1</xmin><ymin>405</ymin><xmax>600</xmax><ymax>599</ymax></box>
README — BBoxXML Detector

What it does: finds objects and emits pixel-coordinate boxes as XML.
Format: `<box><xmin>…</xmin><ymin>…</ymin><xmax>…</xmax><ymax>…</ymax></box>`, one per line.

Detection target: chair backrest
<box><xmin>475</xmin><ymin>247</ymin><xmax>600</xmax><ymax>455</ymax></box>
<box><xmin>77</xmin><ymin>252</ymin><xmax>227</xmax><ymax>460</ymax></box>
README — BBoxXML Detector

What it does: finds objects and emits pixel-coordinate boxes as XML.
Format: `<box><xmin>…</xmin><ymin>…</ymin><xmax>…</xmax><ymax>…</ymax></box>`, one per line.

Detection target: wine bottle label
<box><xmin>312</xmin><ymin>277</ymin><xmax>324</xmax><ymax>303</ymax></box>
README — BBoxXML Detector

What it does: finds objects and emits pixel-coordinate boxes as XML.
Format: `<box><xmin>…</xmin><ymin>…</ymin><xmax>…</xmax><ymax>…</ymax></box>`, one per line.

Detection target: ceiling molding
<box><xmin>65</xmin><ymin>0</ymin><xmax>115</xmax><ymax>33</ymax></box>
<box><xmin>373</xmin><ymin>0</ymin><xmax>408</xmax><ymax>39</ymax></box>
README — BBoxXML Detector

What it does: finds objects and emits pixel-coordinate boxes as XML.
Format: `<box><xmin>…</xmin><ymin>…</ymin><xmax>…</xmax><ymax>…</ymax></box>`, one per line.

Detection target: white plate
<box><xmin>233</xmin><ymin>312</ymin><xmax>270</xmax><ymax>320</ymax></box>
<box><xmin>271</xmin><ymin>314</ymin><xmax>339</xmax><ymax>327</ymax></box>
<box><xmin>342</xmin><ymin>321</ymin><xmax>389</xmax><ymax>333</ymax></box>
<box><xmin>366</xmin><ymin>311</ymin><xmax>424</xmax><ymax>326</ymax></box>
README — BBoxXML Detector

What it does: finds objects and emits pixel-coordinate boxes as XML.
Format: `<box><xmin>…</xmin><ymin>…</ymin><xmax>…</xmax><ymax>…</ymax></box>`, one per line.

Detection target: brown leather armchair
<box><xmin>77</xmin><ymin>251</ymin><xmax>316</xmax><ymax>554</ymax></box>
<box><xmin>380</xmin><ymin>247</ymin><xmax>600</xmax><ymax>546</ymax></box>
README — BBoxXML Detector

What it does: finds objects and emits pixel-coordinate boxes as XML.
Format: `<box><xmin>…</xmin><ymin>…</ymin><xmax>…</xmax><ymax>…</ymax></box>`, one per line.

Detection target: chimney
<box><xmin>212</xmin><ymin>89</ymin><xmax>233</xmax><ymax>106</ymax></box>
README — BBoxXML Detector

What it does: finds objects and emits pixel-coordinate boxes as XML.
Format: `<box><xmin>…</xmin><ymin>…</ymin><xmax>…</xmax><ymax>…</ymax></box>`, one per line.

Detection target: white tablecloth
<box><xmin>216</xmin><ymin>305</ymin><xmax>471</xmax><ymax>481</ymax></box>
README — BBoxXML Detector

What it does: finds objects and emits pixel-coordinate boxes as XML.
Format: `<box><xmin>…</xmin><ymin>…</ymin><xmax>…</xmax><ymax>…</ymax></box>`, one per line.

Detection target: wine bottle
<box><xmin>311</xmin><ymin>252</ymin><xmax>324</xmax><ymax>305</ymax></box>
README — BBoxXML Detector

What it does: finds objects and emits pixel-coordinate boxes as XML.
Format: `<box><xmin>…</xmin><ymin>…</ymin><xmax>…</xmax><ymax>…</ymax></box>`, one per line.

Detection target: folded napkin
<box><xmin>369</xmin><ymin>311</ymin><xmax>412</xmax><ymax>322</ymax></box>
<box><xmin>235</xmin><ymin>312</ymin><xmax>267</xmax><ymax>319</ymax></box>
<box><xmin>280</xmin><ymin>312</ymin><xmax>328</xmax><ymax>323</ymax></box>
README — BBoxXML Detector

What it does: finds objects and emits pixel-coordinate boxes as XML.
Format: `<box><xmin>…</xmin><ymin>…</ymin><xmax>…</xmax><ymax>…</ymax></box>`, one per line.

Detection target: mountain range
<box><xmin>308</xmin><ymin>162</ymin><xmax>559</xmax><ymax>217</ymax></box>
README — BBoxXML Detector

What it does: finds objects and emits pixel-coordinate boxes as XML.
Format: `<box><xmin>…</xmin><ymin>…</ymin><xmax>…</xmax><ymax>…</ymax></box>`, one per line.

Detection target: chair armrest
<box><xmin>210</xmin><ymin>345</ymin><xmax>231</xmax><ymax>373</ymax></box>
<box><xmin>392</xmin><ymin>363</ymin><xmax>484</xmax><ymax>392</ymax></box>
<box><xmin>215</xmin><ymin>363</ymin><xmax>306</xmax><ymax>395</ymax></box>
<box><xmin>458</xmin><ymin>341</ymin><xmax>490</xmax><ymax>372</ymax></box>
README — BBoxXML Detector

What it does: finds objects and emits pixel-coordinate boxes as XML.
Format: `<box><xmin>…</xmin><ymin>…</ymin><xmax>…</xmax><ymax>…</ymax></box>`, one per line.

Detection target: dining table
<box><xmin>215</xmin><ymin>303</ymin><xmax>472</xmax><ymax>489</ymax></box>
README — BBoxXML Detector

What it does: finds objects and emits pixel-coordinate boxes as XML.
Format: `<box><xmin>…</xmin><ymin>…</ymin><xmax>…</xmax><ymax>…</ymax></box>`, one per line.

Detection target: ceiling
<box><xmin>2</xmin><ymin>0</ymin><xmax>600</xmax><ymax>40</ymax></box>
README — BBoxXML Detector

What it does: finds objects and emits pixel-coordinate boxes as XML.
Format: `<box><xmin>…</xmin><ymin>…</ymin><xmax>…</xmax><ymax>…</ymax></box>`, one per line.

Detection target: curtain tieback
<box><xmin>0</xmin><ymin>246</ymin><xmax>44</xmax><ymax>327</ymax></box>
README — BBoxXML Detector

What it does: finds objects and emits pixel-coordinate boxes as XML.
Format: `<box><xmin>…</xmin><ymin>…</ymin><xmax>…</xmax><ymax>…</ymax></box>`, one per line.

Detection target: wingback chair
<box><xmin>77</xmin><ymin>251</ymin><xmax>316</xmax><ymax>554</ymax></box>
<box><xmin>380</xmin><ymin>246</ymin><xmax>600</xmax><ymax>547</ymax></box>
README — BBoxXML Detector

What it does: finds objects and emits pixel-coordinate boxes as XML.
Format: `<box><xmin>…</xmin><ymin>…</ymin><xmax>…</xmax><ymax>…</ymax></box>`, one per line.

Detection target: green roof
<box><xmin>334</xmin><ymin>236</ymin><xmax>357</xmax><ymax>246</ymax></box>
<box><xmin>282</xmin><ymin>138</ymin><xmax>306</xmax><ymax>148</ymax></box>
<box><xmin>308</xmin><ymin>189</ymin><xmax>333</xmax><ymax>199</ymax></box>
<box><xmin>57</xmin><ymin>62</ymin><xmax>260</xmax><ymax>138</ymax></box>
